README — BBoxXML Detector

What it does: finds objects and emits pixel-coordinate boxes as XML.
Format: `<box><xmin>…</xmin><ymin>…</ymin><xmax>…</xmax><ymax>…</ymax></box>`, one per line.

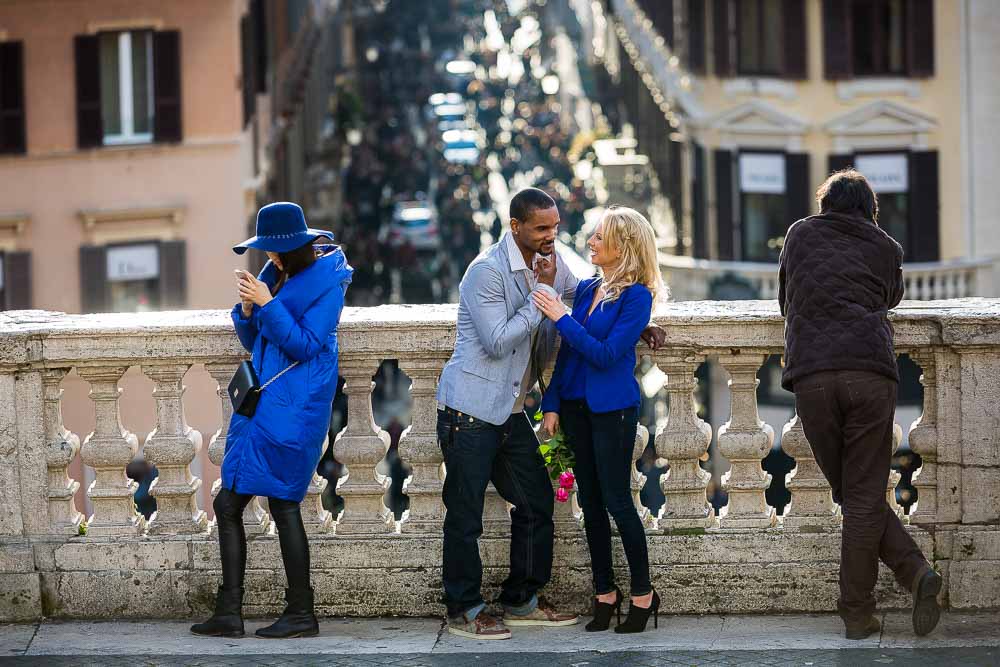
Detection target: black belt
<box><xmin>439</xmin><ymin>406</ymin><xmax>477</xmax><ymax>422</ymax></box>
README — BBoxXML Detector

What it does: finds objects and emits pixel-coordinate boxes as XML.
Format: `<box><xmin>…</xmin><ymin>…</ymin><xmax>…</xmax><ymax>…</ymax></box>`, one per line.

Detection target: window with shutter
<box><xmin>738</xmin><ymin>151</ymin><xmax>788</xmax><ymax>262</ymax></box>
<box><xmin>785</xmin><ymin>153</ymin><xmax>811</xmax><ymax>223</ymax></box>
<box><xmin>822</xmin><ymin>0</ymin><xmax>852</xmax><ymax>79</ymax></box>
<box><xmin>737</xmin><ymin>0</ymin><xmax>784</xmax><ymax>76</ymax></box>
<box><xmin>0</xmin><ymin>41</ymin><xmax>27</xmax><ymax>155</ymax></box>
<box><xmin>825</xmin><ymin>0</ymin><xmax>934</xmax><ymax>79</ymax></box>
<box><xmin>75</xmin><ymin>29</ymin><xmax>182</xmax><ymax>148</ymax></box>
<box><xmin>241</xmin><ymin>15</ymin><xmax>256</xmax><ymax>128</ymax></box>
<box><xmin>782</xmin><ymin>0</ymin><xmax>807</xmax><ymax>79</ymax></box>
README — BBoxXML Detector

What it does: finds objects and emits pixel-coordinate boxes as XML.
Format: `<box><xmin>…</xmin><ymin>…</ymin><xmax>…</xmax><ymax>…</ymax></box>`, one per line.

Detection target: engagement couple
<box><xmin>191</xmin><ymin>171</ymin><xmax>941</xmax><ymax>643</ymax></box>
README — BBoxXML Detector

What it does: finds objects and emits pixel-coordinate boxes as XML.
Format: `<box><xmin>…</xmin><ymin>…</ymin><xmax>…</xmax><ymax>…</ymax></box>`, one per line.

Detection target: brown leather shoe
<box><xmin>911</xmin><ymin>568</ymin><xmax>942</xmax><ymax>637</ymax></box>
<box><xmin>845</xmin><ymin>616</ymin><xmax>881</xmax><ymax>640</ymax></box>
<box><xmin>446</xmin><ymin>610</ymin><xmax>512</xmax><ymax>640</ymax></box>
<box><xmin>504</xmin><ymin>597</ymin><xmax>579</xmax><ymax>627</ymax></box>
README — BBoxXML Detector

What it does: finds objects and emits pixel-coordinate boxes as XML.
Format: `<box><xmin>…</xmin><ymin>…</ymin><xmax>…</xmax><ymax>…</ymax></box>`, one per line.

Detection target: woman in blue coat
<box><xmin>532</xmin><ymin>207</ymin><xmax>665</xmax><ymax>634</ymax></box>
<box><xmin>192</xmin><ymin>202</ymin><xmax>352</xmax><ymax>640</ymax></box>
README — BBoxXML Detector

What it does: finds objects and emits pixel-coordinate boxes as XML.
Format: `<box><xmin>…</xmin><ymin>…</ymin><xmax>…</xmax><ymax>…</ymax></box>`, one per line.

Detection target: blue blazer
<box><xmin>541</xmin><ymin>278</ymin><xmax>653</xmax><ymax>415</ymax></box>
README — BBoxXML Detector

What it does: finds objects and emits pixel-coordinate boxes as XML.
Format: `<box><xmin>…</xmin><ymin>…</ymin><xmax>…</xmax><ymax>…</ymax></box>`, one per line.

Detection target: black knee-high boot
<box><xmin>191</xmin><ymin>489</ymin><xmax>253</xmax><ymax>637</ymax></box>
<box><xmin>256</xmin><ymin>498</ymin><xmax>319</xmax><ymax>639</ymax></box>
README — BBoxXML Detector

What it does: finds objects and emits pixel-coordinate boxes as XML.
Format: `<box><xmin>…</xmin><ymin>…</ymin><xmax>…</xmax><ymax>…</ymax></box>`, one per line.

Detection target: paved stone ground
<box><xmin>1</xmin><ymin>611</ymin><xmax>997</xmax><ymax>666</ymax></box>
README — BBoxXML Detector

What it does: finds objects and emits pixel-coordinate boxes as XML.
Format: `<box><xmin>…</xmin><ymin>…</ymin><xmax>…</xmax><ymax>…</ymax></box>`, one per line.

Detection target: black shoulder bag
<box><xmin>228</xmin><ymin>341</ymin><xmax>298</xmax><ymax>418</ymax></box>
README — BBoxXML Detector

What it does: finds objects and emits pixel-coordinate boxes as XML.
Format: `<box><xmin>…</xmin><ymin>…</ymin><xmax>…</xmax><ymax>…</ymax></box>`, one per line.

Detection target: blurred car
<box><xmin>382</xmin><ymin>201</ymin><xmax>440</xmax><ymax>250</ymax></box>
<box><xmin>442</xmin><ymin>129</ymin><xmax>481</xmax><ymax>164</ymax></box>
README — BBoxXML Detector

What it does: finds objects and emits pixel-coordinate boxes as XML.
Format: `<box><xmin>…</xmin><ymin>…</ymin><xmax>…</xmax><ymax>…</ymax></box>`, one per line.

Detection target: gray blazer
<box><xmin>437</xmin><ymin>234</ymin><xmax>578</xmax><ymax>425</ymax></box>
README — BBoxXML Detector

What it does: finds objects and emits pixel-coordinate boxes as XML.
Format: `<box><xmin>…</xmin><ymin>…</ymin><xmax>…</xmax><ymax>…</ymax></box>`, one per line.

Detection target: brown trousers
<box><xmin>794</xmin><ymin>370</ymin><xmax>929</xmax><ymax>622</ymax></box>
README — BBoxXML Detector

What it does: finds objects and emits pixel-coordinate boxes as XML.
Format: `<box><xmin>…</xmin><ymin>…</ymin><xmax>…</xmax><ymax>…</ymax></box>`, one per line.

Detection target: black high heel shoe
<box><xmin>585</xmin><ymin>586</ymin><xmax>623</xmax><ymax>632</ymax></box>
<box><xmin>614</xmin><ymin>589</ymin><xmax>660</xmax><ymax>634</ymax></box>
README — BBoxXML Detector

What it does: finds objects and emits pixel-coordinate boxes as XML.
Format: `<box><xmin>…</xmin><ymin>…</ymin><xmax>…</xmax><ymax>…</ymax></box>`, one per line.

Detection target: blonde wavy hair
<box><xmin>596</xmin><ymin>206</ymin><xmax>668</xmax><ymax>306</ymax></box>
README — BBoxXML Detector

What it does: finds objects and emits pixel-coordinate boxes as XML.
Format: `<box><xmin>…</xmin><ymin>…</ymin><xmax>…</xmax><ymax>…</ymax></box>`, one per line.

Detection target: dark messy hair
<box><xmin>816</xmin><ymin>169</ymin><xmax>879</xmax><ymax>223</ymax></box>
<box><xmin>509</xmin><ymin>187</ymin><xmax>556</xmax><ymax>226</ymax></box>
<box><xmin>270</xmin><ymin>240</ymin><xmax>318</xmax><ymax>295</ymax></box>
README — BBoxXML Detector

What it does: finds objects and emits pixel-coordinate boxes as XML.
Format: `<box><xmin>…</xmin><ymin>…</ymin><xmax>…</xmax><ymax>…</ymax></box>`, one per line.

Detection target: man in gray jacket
<box><xmin>436</xmin><ymin>188</ymin><xmax>580</xmax><ymax>639</ymax></box>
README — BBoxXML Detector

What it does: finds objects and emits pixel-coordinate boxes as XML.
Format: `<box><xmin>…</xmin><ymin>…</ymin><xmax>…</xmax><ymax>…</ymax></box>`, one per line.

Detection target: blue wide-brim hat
<box><xmin>233</xmin><ymin>202</ymin><xmax>334</xmax><ymax>255</ymax></box>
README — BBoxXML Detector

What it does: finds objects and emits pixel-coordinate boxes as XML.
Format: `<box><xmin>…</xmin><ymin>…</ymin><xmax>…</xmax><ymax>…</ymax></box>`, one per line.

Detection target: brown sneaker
<box><xmin>446</xmin><ymin>611</ymin><xmax>512</xmax><ymax>640</ymax></box>
<box><xmin>504</xmin><ymin>598</ymin><xmax>579</xmax><ymax>627</ymax></box>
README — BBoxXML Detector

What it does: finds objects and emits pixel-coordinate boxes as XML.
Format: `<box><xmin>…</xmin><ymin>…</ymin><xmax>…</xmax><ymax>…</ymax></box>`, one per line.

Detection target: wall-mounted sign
<box><xmin>855</xmin><ymin>154</ymin><xmax>908</xmax><ymax>193</ymax></box>
<box><xmin>739</xmin><ymin>153</ymin><xmax>786</xmax><ymax>194</ymax></box>
<box><xmin>107</xmin><ymin>243</ymin><xmax>160</xmax><ymax>282</ymax></box>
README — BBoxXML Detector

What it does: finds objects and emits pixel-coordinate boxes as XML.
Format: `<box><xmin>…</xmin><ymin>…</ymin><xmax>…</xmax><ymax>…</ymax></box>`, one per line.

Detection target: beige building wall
<box><xmin>0</xmin><ymin>0</ymin><xmax>253</xmax><ymax>312</ymax></box>
<box><xmin>687</xmin><ymin>0</ymin><xmax>966</xmax><ymax>260</ymax></box>
<box><xmin>965</xmin><ymin>0</ymin><xmax>1000</xmax><ymax>262</ymax></box>
<box><xmin>0</xmin><ymin>0</ymin><xmax>260</xmax><ymax>518</ymax></box>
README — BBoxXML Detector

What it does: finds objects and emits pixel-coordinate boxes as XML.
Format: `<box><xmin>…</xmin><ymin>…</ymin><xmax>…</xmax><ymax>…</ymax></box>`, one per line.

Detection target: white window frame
<box><xmin>103</xmin><ymin>31</ymin><xmax>154</xmax><ymax>146</ymax></box>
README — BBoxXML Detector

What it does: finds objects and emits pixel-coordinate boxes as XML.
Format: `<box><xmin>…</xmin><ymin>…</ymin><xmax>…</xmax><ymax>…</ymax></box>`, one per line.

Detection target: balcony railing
<box><xmin>662</xmin><ymin>255</ymin><xmax>999</xmax><ymax>302</ymax></box>
<box><xmin>1</xmin><ymin>301</ymin><xmax>998</xmax><ymax>621</ymax></box>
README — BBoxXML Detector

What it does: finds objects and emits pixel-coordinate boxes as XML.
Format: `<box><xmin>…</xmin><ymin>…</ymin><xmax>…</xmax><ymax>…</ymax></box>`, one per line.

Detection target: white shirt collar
<box><xmin>505</xmin><ymin>231</ymin><xmax>533</xmax><ymax>273</ymax></box>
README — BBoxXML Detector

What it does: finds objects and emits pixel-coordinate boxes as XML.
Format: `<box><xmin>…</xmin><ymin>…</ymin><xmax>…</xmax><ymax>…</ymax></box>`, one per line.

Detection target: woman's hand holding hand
<box><xmin>238</xmin><ymin>272</ymin><xmax>273</xmax><ymax>309</ymax></box>
<box><xmin>531</xmin><ymin>289</ymin><xmax>567</xmax><ymax>322</ymax></box>
<box><xmin>541</xmin><ymin>412</ymin><xmax>559</xmax><ymax>439</ymax></box>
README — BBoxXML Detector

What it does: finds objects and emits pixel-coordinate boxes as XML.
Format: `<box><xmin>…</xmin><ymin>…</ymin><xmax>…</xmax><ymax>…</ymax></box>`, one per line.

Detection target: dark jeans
<box><xmin>214</xmin><ymin>488</ymin><xmax>311</xmax><ymax>591</ymax></box>
<box><xmin>561</xmin><ymin>401</ymin><xmax>651</xmax><ymax>597</ymax></box>
<box><xmin>794</xmin><ymin>370</ymin><xmax>929</xmax><ymax>623</ymax></box>
<box><xmin>437</xmin><ymin>408</ymin><xmax>554</xmax><ymax>618</ymax></box>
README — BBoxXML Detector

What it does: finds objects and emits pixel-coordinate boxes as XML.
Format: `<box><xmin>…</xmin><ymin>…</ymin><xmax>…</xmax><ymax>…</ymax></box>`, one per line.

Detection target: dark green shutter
<box><xmin>0</xmin><ymin>41</ymin><xmax>27</xmax><ymax>154</ymax></box>
<box><xmin>785</xmin><ymin>153</ymin><xmax>811</xmax><ymax>223</ymax></box>
<box><xmin>712</xmin><ymin>0</ymin><xmax>734</xmax><ymax>77</ymax></box>
<box><xmin>687</xmin><ymin>0</ymin><xmax>707</xmax><ymax>74</ymax></box>
<box><xmin>782</xmin><ymin>0</ymin><xmax>807</xmax><ymax>79</ymax></box>
<box><xmin>159</xmin><ymin>240</ymin><xmax>187</xmax><ymax>309</ymax></box>
<box><xmin>907</xmin><ymin>0</ymin><xmax>935</xmax><ymax>77</ymax></box>
<box><xmin>822</xmin><ymin>0</ymin><xmax>852</xmax><ymax>79</ymax></box>
<box><xmin>692</xmin><ymin>143</ymin><xmax>708</xmax><ymax>259</ymax></box>
<box><xmin>74</xmin><ymin>35</ymin><xmax>103</xmax><ymax>148</ymax></box>
<box><xmin>153</xmin><ymin>31</ymin><xmax>182</xmax><ymax>143</ymax></box>
<box><xmin>79</xmin><ymin>245</ymin><xmax>108</xmax><ymax>313</ymax></box>
<box><xmin>3</xmin><ymin>251</ymin><xmax>31</xmax><ymax>310</ymax></box>
<box><xmin>827</xmin><ymin>153</ymin><xmax>854</xmax><ymax>175</ymax></box>
<box><xmin>908</xmin><ymin>151</ymin><xmax>939</xmax><ymax>262</ymax></box>
<box><xmin>714</xmin><ymin>149</ymin><xmax>735</xmax><ymax>260</ymax></box>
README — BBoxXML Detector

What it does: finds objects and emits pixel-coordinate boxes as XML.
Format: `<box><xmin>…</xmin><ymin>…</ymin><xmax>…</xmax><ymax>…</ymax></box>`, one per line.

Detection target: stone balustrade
<box><xmin>1</xmin><ymin>300</ymin><xmax>998</xmax><ymax>620</ymax></box>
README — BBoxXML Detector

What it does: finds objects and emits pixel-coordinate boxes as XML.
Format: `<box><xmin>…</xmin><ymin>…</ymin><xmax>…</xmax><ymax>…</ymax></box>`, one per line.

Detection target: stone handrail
<box><xmin>660</xmin><ymin>255</ymin><xmax>999</xmax><ymax>302</ymax></box>
<box><xmin>1</xmin><ymin>300</ymin><xmax>998</xmax><ymax>620</ymax></box>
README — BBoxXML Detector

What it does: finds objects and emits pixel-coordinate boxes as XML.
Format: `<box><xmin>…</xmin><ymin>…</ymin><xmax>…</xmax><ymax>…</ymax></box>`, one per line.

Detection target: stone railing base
<box><xmin>6</xmin><ymin>526</ymin><xmax>994</xmax><ymax>620</ymax></box>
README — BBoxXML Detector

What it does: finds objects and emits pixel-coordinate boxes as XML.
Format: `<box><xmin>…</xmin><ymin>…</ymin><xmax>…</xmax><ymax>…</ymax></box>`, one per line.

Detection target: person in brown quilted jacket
<box><xmin>778</xmin><ymin>169</ymin><xmax>941</xmax><ymax>640</ymax></box>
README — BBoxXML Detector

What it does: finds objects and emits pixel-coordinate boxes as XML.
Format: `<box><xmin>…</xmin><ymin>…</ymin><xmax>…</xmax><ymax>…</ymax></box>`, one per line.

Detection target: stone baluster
<box><xmin>331</xmin><ymin>357</ymin><xmax>392</xmax><ymax>534</ymax></box>
<box><xmin>41</xmin><ymin>368</ymin><xmax>84</xmax><ymax>534</ymax></box>
<box><xmin>632</xmin><ymin>422</ymin><xmax>653</xmax><ymax>529</ymax></box>
<box><xmin>205</xmin><ymin>362</ymin><xmax>269</xmax><ymax>535</ymax></box>
<box><xmin>142</xmin><ymin>364</ymin><xmax>207</xmax><ymax>534</ymax></box>
<box><xmin>655</xmin><ymin>352</ymin><xmax>714</xmax><ymax>530</ymax></box>
<box><xmin>780</xmin><ymin>412</ymin><xmax>839</xmax><ymax>529</ymax></box>
<box><xmin>906</xmin><ymin>350</ymin><xmax>938</xmax><ymax>524</ymax></box>
<box><xmin>716</xmin><ymin>352</ymin><xmax>776</xmax><ymax>529</ymax></box>
<box><xmin>890</xmin><ymin>422</ymin><xmax>904</xmax><ymax>517</ymax></box>
<box><xmin>301</xmin><ymin>435</ymin><xmax>333</xmax><ymax>534</ymax></box>
<box><xmin>77</xmin><ymin>366</ymin><xmax>144</xmax><ymax>536</ymax></box>
<box><xmin>396</xmin><ymin>356</ymin><xmax>447</xmax><ymax>532</ymax></box>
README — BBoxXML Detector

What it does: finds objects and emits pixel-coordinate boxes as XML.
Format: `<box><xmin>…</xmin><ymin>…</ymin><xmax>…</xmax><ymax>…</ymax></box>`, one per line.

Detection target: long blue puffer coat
<box><xmin>221</xmin><ymin>246</ymin><xmax>352</xmax><ymax>502</ymax></box>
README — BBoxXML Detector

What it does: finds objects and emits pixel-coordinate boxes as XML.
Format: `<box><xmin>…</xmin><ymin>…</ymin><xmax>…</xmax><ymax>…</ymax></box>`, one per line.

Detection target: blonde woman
<box><xmin>532</xmin><ymin>206</ymin><xmax>665</xmax><ymax>634</ymax></box>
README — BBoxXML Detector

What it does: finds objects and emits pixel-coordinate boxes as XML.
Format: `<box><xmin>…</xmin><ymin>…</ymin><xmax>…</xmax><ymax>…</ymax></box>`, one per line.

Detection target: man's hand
<box><xmin>640</xmin><ymin>323</ymin><xmax>666</xmax><ymax>350</ymax></box>
<box><xmin>534</xmin><ymin>255</ymin><xmax>556</xmax><ymax>287</ymax></box>
<box><xmin>541</xmin><ymin>412</ymin><xmax>559</xmax><ymax>439</ymax></box>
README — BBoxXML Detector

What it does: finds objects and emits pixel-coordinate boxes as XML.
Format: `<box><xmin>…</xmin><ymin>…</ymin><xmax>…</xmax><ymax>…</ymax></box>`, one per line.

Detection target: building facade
<box><xmin>577</xmin><ymin>0</ymin><xmax>1000</xmax><ymax>299</ymax></box>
